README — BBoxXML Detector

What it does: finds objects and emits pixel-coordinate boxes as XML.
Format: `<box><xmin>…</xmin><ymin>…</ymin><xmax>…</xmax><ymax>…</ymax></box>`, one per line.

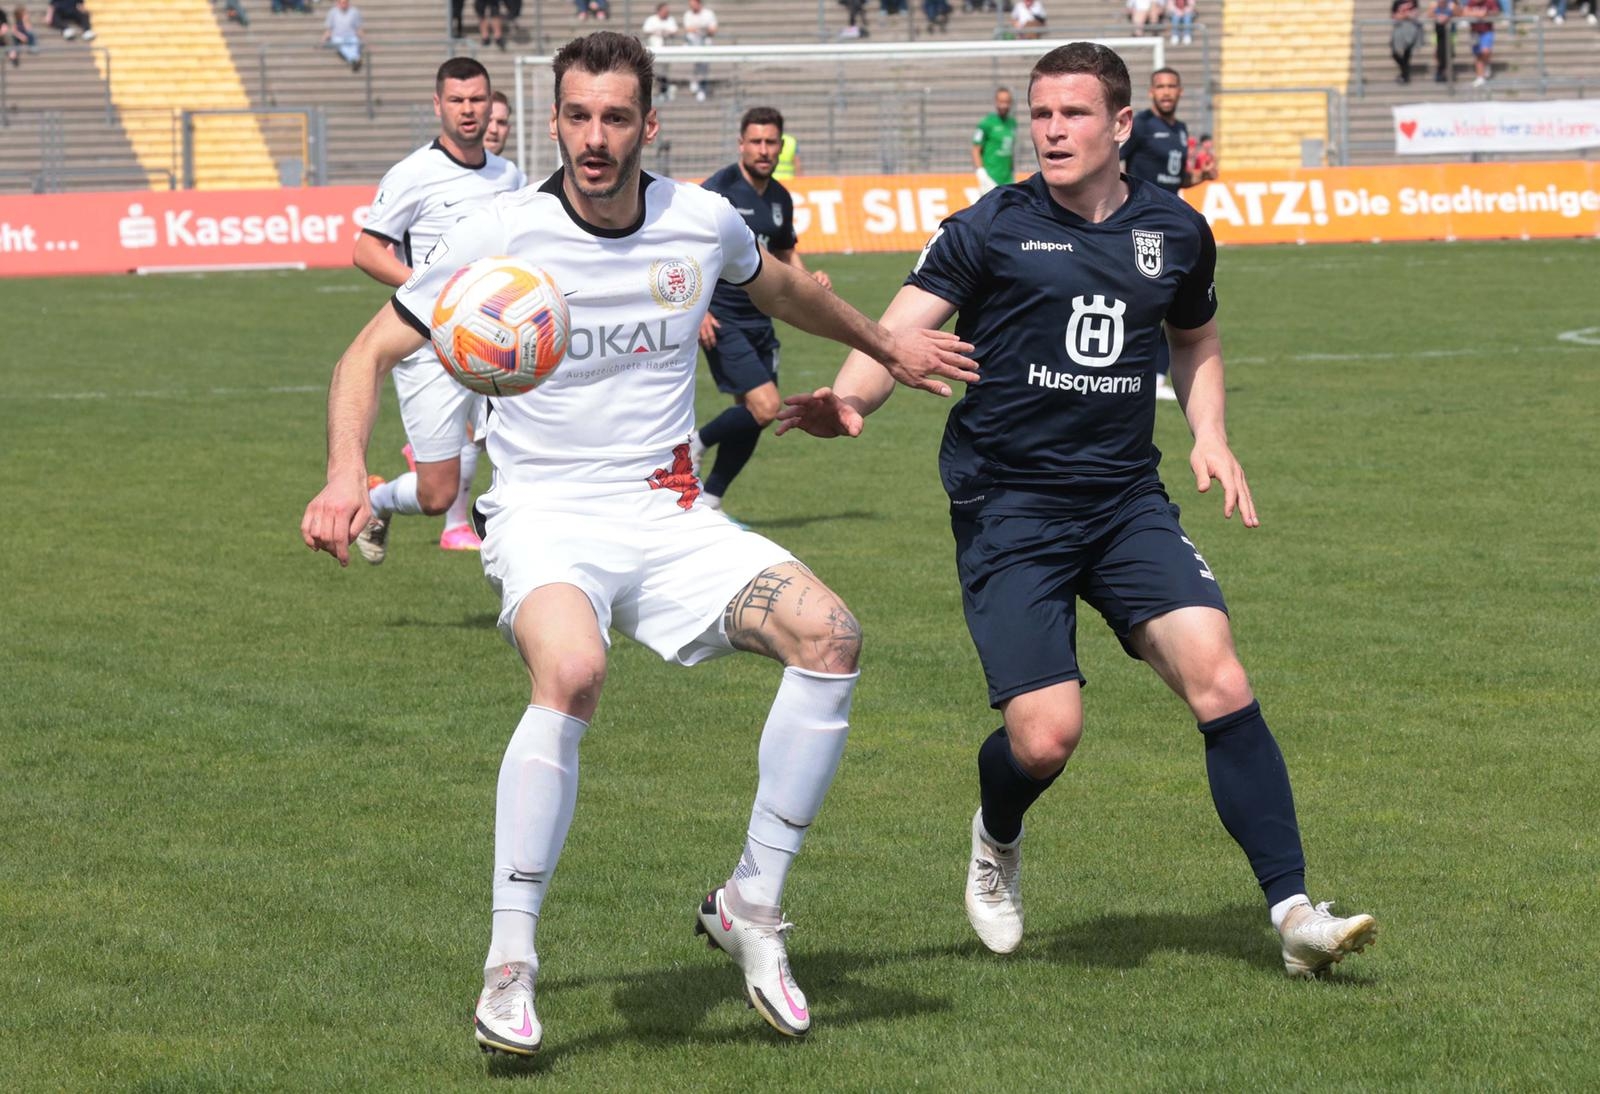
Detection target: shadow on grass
<box><xmin>483</xmin><ymin>902</ymin><xmax>1377</xmax><ymax>1077</ymax></box>
<box><xmin>485</xmin><ymin>941</ymin><xmax>951</xmax><ymax>1076</ymax></box>
<box><xmin>384</xmin><ymin>612</ymin><xmax>500</xmax><ymax>630</ymax></box>
<box><xmin>744</xmin><ymin>508</ymin><xmax>879</xmax><ymax>531</ymax></box>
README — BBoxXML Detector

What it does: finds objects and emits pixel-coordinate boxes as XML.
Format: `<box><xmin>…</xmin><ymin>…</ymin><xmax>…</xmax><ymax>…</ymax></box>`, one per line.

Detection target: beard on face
<box><xmin>558</xmin><ymin>129</ymin><xmax>645</xmax><ymax>200</ymax></box>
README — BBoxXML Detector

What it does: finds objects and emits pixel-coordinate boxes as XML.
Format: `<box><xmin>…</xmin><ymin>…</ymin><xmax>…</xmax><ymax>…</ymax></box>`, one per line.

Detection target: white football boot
<box><xmin>695</xmin><ymin>887</ymin><xmax>811</xmax><ymax>1037</ymax></box>
<box><xmin>964</xmin><ymin>808</ymin><xmax>1023</xmax><ymax>954</ymax></box>
<box><xmin>474</xmin><ymin>960</ymin><xmax>542</xmax><ymax>1056</ymax></box>
<box><xmin>1279</xmin><ymin>901</ymin><xmax>1378</xmax><ymax>978</ymax></box>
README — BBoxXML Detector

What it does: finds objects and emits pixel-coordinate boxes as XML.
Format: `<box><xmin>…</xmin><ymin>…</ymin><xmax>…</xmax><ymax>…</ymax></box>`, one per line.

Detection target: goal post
<box><xmin>511</xmin><ymin>37</ymin><xmax>1166</xmax><ymax>182</ymax></box>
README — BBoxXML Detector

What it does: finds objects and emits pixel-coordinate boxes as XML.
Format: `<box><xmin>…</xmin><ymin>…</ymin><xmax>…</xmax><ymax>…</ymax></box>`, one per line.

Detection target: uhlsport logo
<box><xmin>650</xmin><ymin>256</ymin><xmax>703</xmax><ymax>310</ymax></box>
<box><xmin>1064</xmin><ymin>294</ymin><xmax>1126</xmax><ymax>368</ymax></box>
<box><xmin>1132</xmin><ymin>229</ymin><xmax>1164</xmax><ymax>278</ymax></box>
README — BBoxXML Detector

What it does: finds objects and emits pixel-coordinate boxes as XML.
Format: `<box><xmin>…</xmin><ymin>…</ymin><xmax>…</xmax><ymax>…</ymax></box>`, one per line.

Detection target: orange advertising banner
<box><xmin>3</xmin><ymin>162</ymin><xmax>1598</xmax><ymax>278</ymax></box>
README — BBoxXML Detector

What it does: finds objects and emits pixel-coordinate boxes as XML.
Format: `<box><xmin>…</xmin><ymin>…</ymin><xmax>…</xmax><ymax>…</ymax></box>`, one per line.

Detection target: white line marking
<box><xmin>1556</xmin><ymin>327</ymin><xmax>1600</xmax><ymax>346</ymax></box>
<box><xmin>10</xmin><ymin>385</ymin><xmax>324</xmax><ymax>402</ymax></box>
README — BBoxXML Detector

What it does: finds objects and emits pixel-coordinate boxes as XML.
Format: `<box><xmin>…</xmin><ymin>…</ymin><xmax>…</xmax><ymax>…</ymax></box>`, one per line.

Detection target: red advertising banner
<box><xmin>0</xmin><ymin>186</ymin><xmax>374</xmax><ymax>277</ymax></box>
<box><xmin>3</xmin><ymin>161</ymin><xmax>1598</xmax><ymax>279</ymax></box>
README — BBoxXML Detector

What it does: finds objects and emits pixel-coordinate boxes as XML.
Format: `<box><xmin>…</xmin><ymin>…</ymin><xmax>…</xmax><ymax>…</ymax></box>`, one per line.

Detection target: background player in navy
<box><xmin>779</xmin><ymin>42</ymin><xmax>1377</xmax><ymax>978</ymax></box>
<box><xmin>1120</xmin><ymin>67</ymin><xmax>1217</xmax><ymax>401</ymax></box>
<box><xmin>691</xmin><ymin>107</ymin><xmax>831</xmax><ymax>513</ymax></box>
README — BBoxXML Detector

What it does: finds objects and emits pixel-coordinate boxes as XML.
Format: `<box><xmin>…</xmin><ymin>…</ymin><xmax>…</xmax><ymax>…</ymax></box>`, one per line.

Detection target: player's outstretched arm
<box><xmin>300</xmin><ymin>304</ymin><xmax>427</xmax><ymax>565</ymax></box>
<box><xmin>745</xmin><ymin>254</ymin><xmax>974</xmax><ymax>398</ymax></box>
<box><xmin>776</xmin><ymin>284</ymin><xmax>961</xmax><ymax>439</ymax></box>
<box><xmin>1167</xmin><ymin>318</ymin><xmax>1258</xmax><ymax>528</ymax></box>
<box><xmin>352</xmin><ymin>232</ymin><xmax>412</xmax><ymax>289</ymax></box>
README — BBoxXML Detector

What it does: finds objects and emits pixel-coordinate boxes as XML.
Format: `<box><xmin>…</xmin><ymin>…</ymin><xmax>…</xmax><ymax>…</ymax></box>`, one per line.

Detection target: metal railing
<box><xmin>0</xmin><ymin>45</ymin><xmax>114</xmax><ymax>127</ymax></box>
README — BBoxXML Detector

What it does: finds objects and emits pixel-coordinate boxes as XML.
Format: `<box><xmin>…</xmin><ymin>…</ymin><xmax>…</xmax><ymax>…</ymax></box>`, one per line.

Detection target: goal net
<box><xmin>511</xmin><ymin>38</ymin><xmax>1166</xmax><ymax>183</ymax></box>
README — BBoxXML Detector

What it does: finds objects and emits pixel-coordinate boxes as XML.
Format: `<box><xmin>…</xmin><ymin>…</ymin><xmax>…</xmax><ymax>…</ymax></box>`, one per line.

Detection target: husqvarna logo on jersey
<box><xmin>1132</xmin><ymin>230</ymin><xmax>1164</xmax><ymax>278</ymax></box>
<box><xmin>1064</xmin><ymin>295</ymin><xmax>1125</xmax><ymax>368</ymax></box>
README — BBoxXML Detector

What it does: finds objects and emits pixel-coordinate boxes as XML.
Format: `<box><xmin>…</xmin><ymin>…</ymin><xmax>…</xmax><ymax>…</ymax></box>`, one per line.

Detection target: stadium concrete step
<box><xmin>80</xmin><ymin>0</ymin><xmax>279</xmax><ymax>189</ymax></box>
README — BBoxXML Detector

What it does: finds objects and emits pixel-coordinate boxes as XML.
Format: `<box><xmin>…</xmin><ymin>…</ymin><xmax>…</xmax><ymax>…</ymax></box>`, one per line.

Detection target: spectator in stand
<box><xmin>272</xmin><ymin>0</ymin><xmax>309</xmax><ymax>12</ymax></box>
<box><xmin>924</xmin><ymin>0</ymin><xmax>951</xmax><ymax>33</ymax></box>
<box><xmin>1546</xmin><ymin>0</ymin><xmax>1599</xmax><ymax>25</ymax></box>
<box><xmin>219</xmin><ymin>0</ymin><xmax>250</xmax><ymax>27</ymax></box>
<box><xmin>451</xmin><ymin>0</ymin><xmax>465</xmax><ymax>37</ymax></box>
<box><xmin>1391</xmin><ymin>0</ymin><xmax>1422</xmax><ymax>83</ymax></box>
<box><xmin>839</xmin><ymin>0</ymin><xmax>869</xmax><ymax>38</ymax></box>
<box><xmin>1167</xmin><ymin>0</ymin><xmax>1193</xmax><ymax>44</ymax></box>
<box><xmin>1462</xmin><ymin>0</ymin><xmax>1500</xmax><ymax>86</ymax></box>
<box><xmin>575</xmin><ymin>0</ymin><xmax>611</xmax><ymax>21</ymax></box>
<box><xmin>485</xmin><ymin>89</ymin><xmax>512</xmax><ymax>156</ymax></box>
<box><xmin>322</xmin><ymin>0</ymin><xmax>365</xmax><ymax>72</ymax></box>
<box><xmin>1429</xmin><ymin>0</ymin><xmax>1457</xmax><ymax>82</ymax></box>
<box><xmin>881</xmin><ymin>0</ymin><xmax>905</xmax><ymax>15</ymax></box>
<box><xmin>1011</xmin><ymin>0</ymin><xmax>1045</xmax><ymax>38</ymax></box>
<box><xmin>476</xmin><ymin>0</ymin><xmax>506</xmax><ymax>47</ymax></box>
<box><xmin>7</xmin><ymin>5</ymin><xmax>37</xmax><ymax>59</ymax></box>
<box><xmin>1128</xmin><ymin>0</ymin><xmax>1160</xmax><ymax>36</ymax></box>
<box><xmin>46</xmin><ymin>0</ymin><xmax>94</xmax><ymax>40</ymax></box>
<box><xmin>683</xmin><ymin>0</ymin><xmax>716</xmax><ymax>101</ymax></box>
<box><xmin>642</xmin><ymin>1</ymin><xmax>678</xmax><ymax>98</ymax></box>
<box><xmin>1</xmin><ymin>8</ymin><xmax>18</xmax><ymax>65</ymax></box>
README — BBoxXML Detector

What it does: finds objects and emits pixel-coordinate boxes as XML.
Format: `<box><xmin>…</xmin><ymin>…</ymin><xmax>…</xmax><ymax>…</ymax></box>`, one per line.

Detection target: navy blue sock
<box><xmin>977</xmin><ymin>727</ymin><xmax>1062</xmax><ymax>845</ymax></box>
<box><xmin>698</xmin><ymin>404</ymin><xmax>759</xmax><ymax>449</ymax></box>
<box><xmin>705</xmin><ymin>424</ymin><xmax>761</xmax><ymax>498</ymax></box>
<box><xmin>1198</xmin><ymin>700</ymin><xmax>1307</xmax><ymax>907</ymax></box>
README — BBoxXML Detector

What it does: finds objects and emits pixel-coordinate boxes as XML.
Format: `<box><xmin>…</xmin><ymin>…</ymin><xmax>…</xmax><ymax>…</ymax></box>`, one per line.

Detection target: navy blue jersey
<box><xmin>906</xmin><ymin>173</ymin><xmax>1217</xmax><ymax>505</ymax></box>
<box><xmin>702</xmin><ymin>162</ymin><xmax>798</xmax><ymax>329</ymax></box>
<box><xmin>1121</xmin><ymin>109</ymin><xmax>1191</xmax><ymax>193</ymax></box>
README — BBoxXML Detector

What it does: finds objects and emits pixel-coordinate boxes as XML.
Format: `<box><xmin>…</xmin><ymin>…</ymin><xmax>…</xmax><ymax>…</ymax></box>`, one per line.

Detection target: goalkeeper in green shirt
<box><xmin>971</xmin><ymin>87</ymin><xmax>1017</xmax><ymax>193</ymax></box>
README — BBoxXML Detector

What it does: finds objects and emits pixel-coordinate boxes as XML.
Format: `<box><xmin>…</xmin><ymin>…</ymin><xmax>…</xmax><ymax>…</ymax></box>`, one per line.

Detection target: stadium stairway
<box><xmin>1216</xmin><ymin>0</ymin><xmax>1352</xmax><ymax>169</ymax></box>
<box><xmin>85</xmin><ymin>0</ymin><xmax>279</xmax><ymax>189</ymax></box>
<box><xmin>0</xmin><ymin>45</ymin><xmax>148</xmax><ymax>192</ymax></box>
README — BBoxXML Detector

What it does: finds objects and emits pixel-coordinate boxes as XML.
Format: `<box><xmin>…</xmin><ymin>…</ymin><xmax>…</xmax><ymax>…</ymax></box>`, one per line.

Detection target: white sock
<box><xmin>700</xmin><ymin>492</ymin><xmax>723</xmax><ymax>511</ymax></box>
<box><xmin>369</xmin><ymin>471</ymin><xmax>422</xmax><ymax>517</ymax></box>
<box><xmin>444</xmin><ymin>441</ymin><xmax>479</xmax><ymax>528</ymax></box>
<box><xmin>486</xmin><ymin>705</ymin><xmax>587</xmax><ymax>968</ymax></box>
<box><xmin>727</xmin><ymin>667</ymin><xmax>858</xmax><ymax>915</ymax></box>
<box><xmin>1270</xmin><ymin>893</ymin><xmax>1312</xmax><ymax>931</ymax></box>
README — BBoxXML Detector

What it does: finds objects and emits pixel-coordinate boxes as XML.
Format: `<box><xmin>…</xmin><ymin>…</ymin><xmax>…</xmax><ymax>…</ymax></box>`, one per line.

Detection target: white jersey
<box><xmin>393</xmin><ymin>170</ymin><xmax>763</xmax><ymax>508</ymax></box>
<box><xmin>364</xmin><ymin>140</ymin><xmax>525</xmax><ymax>371</ymax></box>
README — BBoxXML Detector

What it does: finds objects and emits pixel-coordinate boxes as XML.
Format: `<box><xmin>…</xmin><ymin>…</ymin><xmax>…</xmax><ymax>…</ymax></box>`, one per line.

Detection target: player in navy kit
<box><xmin>691</xmin><ymin>107</ymin><xmax>831</xmax><ymax>512</ymax></box>
<box><xmin>779</xmin><ymin>42</ymin><xmax>1377</xmax><ymax>978</ymax></box>
<box><xmin>1120</xmin><ymin>67</ymin><xmax>1215</xmax><ymax>401</ymax></box>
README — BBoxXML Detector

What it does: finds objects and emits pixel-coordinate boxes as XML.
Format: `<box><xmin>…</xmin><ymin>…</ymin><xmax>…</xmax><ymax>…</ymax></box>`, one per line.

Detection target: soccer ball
<box><xmin>430</xmin><ymin>256</ymin><xmax>570</xmax><ymax>396</ymax></box>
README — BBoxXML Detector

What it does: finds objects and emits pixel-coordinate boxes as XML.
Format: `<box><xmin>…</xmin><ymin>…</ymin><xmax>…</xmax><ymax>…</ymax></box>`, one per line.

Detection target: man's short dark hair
<box><xmin>1028</xmin><ymin>42</ymin><xmax>1132</xmax><ymax>115</ymax></box>
<box><xmin>740</xmin><ymin>107</ymin><xmax>784</xmax><ymax>135</ymax></box>
<box><xmin>553</xmin><ymin>31</ymin><xmax>654</xmax><ymax>114</ymax></box>
<box><xmin>437</xmin><ymin>57</ymin><xmax>491</xmax><ymax>94</ymax></box>
<box><xmin>491</xmin><ymin>89</ymin><xmax>511</xmax><ymax>109</ymax></box>
<box><xmin>1151</xmin><ymin>66</ymin><xmax>1182</xmax><ymax>85</ymax></box>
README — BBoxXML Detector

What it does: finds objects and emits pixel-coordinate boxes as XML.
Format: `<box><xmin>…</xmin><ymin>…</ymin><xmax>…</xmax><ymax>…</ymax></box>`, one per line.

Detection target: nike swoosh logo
<box><xmin>515</xmin><ymin>1005</ymin><xmax>534</xmax><ymax>1038</ymax></box>
<box><xmin>441</xmin><ymin>199</ymin><xmax>466</xmax><ymax>208</ymax></box>
<box><xmin>780</xmin><ymin>969</ymin><xmax>808</xmax><ymax>1022</ymax></box>
<box><xmin>507</xmin><ymin>872</ymin><xmax>540</xmax><ymax>883</ymax></box>
<box><xmin>718</xmin><ymin>893</ymin><xmax>733</xmax><ymax>932</ymax></box>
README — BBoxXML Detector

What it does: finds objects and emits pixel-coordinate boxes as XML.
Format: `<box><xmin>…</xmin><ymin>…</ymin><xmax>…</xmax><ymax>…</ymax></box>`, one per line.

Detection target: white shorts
<box><xmin>481</xmin><ymin>488</ymin><xmax>798</xmax><ymax>665</ymax></box>
<box><xmin>391</xmin><ymin>347</ymin><xmax>486</xmax><ymax>463</ymax></box>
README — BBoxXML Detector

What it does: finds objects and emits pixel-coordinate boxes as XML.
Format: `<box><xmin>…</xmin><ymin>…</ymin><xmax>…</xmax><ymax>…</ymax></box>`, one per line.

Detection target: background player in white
<box><xmin>352</xmin><ymin>57</ymin><xmax>526</xmax><ymax>559</ymax></box>
<box><xmin>300</xmin><ymin>31</ymin><xmax>975</xmax><ymax>1058</ymax></box>
<box><xmin>485</xmin><ymin>89</ymin><xmax>513</xmax><ymax>157</ymax></box>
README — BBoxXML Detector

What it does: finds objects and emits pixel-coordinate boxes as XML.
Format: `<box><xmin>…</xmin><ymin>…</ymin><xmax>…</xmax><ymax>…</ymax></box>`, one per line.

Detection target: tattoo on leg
<box><xmin>724</xmin><ymin>568</ymin><xmax>795</xmax><ymax>656</ymax></box>
<box><xmin>816</xmin><ymin>603</ymin><xmax>863</xmax><ymax>673</ymax></box>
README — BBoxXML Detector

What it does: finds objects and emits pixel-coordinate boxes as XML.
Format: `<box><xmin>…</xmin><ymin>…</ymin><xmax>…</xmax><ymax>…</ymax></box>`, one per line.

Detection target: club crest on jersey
<box><xmin>649</xmin><ymin>257</ymin><xmax>703</xmax><ymax>310</ymax></box>
<box><xmin>771</xmin><ymin>204</ymin><xmax>784</xmax><ymax>227</ymax></box>
<box><xmin>1064</xmin><ymin>295</ymin><xmax>1126</xmax><ymax>368</ymax></box>
<box><xmin>1132</xmin><ymin>230</ymin><xmax>1164</xmax><ymax>278</ymax></box>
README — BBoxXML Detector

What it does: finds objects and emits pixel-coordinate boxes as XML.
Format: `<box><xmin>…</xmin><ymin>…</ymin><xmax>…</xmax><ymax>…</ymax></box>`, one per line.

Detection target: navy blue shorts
<box><xmin>951</xmin><ymin>486</ymin><xmax>1229</xmax><ymax>707</ymax></box>
<box><xmin>706</xmin><ymin>323</ymin><xmax>780</xmax><ymax>395</ymax></box>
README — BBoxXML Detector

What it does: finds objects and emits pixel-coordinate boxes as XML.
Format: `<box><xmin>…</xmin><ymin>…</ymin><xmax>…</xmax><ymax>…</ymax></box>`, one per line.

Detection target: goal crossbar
<box><xmin>511</xmin><ymin>37</ymin><xmax>1165</xmax><ymax>176</ymax></box>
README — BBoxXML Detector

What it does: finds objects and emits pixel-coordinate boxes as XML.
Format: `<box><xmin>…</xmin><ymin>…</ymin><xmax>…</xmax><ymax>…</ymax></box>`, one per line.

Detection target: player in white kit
<box><xmin>301</xmin><ymin>32</ymin><xmax>977</xmax><ymax>1058</ymax></box>
<box><xmin>352</xmin><ymin>57</ymin><xmax>526</xmax><ymax>559</ymax></box>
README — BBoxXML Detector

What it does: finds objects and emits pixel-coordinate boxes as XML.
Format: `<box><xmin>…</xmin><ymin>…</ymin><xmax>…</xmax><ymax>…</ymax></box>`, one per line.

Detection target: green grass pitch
<box><xmin>2</xmin><ymin>240</ymin><xmax>1597</xmax><ymax>1090</ymax></box>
